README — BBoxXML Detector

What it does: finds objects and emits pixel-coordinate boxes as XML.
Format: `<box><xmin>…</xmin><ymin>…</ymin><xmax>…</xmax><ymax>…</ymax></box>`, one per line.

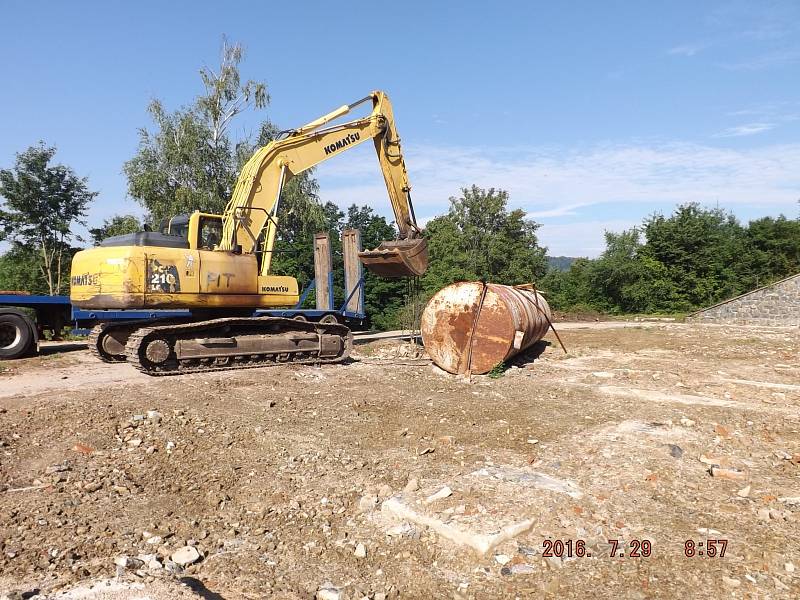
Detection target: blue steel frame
<box><xmin>255</xmin><ymin>274</ymin><xmax>365</xmax><ymax>320</ymax></box>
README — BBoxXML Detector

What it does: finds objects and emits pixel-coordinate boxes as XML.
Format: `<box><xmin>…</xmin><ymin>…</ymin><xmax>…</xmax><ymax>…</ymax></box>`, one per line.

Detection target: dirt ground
<box><xmin>0</xmin><ymin>321</ymin><xmax>798</xmax><ymax>599</ymax></box>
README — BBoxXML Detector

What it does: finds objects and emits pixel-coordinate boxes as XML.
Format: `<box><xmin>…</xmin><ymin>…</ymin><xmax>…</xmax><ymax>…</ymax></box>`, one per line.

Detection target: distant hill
<box><xmin>546</xmin><ymin>256</ymin><xmax>577</xmax><ymax>271</ymax></box>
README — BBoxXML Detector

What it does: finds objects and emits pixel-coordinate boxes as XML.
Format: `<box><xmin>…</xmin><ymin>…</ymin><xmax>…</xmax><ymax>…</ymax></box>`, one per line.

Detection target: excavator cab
<box><xmin>359</xmin><ymin>238</ymin><xmax>428</xmax><ymax>278</ymax></box>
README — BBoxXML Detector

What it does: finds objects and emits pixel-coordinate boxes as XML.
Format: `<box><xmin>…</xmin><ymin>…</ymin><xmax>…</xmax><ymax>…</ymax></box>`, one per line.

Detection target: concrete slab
<box><xmin>378</xmin><ymin>467</ymin><xmax>583</xmax><ymax>556</ymax></box>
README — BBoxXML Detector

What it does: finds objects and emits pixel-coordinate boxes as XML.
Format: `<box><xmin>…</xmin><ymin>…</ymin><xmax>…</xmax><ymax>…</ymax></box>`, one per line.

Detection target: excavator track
<box><xmin>89</xmin><ymin>323</ymin><xmax>120</xmax><ymax>363</ymax></box>
<box><xmin>125</xmin><ymin>316</ymin><xmax>352</xmax><ymax>376</ymax></box>
<box><xmin>88</xmin><ymin>318</ymin><xmax>191</xmax><ymax>363</ymax></box>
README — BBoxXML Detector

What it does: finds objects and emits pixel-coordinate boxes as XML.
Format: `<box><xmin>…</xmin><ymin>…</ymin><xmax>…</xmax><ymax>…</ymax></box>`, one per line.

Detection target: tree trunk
<box><xmin>55</xmin><ymin>247</ymin><xmax>63</xmax><ymax>296</ymax></box>
<box><xmin>40</xmin><ymin>241</ymin><xmax>55</xmax><ymax>296</ymax></box>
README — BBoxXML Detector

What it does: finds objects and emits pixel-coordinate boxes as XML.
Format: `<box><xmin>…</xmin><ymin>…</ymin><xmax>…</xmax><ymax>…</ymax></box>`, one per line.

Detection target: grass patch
<box><xmin>487</xmin><ymin>361</ymin><xmax>507</xmax><ymax>379</ymax></box>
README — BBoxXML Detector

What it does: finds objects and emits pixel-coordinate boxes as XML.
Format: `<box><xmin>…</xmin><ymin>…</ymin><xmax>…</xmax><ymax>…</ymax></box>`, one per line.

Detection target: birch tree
<box><xmin>125</xmin><ymin>38</ymin><xmax>269</xmax><ymax>223</ymax></box>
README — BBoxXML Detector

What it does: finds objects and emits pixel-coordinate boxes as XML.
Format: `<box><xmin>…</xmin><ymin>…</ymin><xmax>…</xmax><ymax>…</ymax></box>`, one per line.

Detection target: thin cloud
<box><xmin>726</xmin><ymin>101</ymin><xmax>800</xmax><ymax>124</ymax></box>
<box><xmin>314</xmin><ymin>140</ymin><xmax>800</xmax><ymax>256</ymax></box>
<box><xmin>526</xmin><ymin>202</ymin><xmax>591</xmax><ymax>218</ymax></box>
<box><xmin>714</xmin><ymin>122</ymin><xmax>775</xmax><ymax>137</ymax></box>
<box><xmin>722</xmin><ymin>49</ymin><xmax>800</xmax><ymax>70</ymax></box>
<box><xmin>668</xmin><ymin>43</ymin><xmax>708</xmax><ymax>57</ymax></box>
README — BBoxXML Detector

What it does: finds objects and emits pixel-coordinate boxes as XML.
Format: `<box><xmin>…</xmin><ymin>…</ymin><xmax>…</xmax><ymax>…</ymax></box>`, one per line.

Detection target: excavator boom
<box><xmin>219</xmin><ymin>91</ymin><xmax>427</xmax><ymax>278</ymax></box>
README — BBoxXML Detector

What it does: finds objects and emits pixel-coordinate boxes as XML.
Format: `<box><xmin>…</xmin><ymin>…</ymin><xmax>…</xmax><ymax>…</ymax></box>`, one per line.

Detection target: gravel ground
<box><xmin>0</xmin><ymin>322</ymin><xmax>798</xmax><ymax>599</ymax></box>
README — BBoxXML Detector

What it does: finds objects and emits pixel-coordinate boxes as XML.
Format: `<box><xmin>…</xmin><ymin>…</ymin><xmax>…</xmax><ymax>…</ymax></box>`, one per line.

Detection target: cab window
<box><xmin>161</xmin><ymin>215</ymin><xmax>190</xmax><ymax>239</ymax></box>
<box><xmin>198</xmin><ymin>217</ymin><xmax>223</xmax><ymax>250</ymax></box>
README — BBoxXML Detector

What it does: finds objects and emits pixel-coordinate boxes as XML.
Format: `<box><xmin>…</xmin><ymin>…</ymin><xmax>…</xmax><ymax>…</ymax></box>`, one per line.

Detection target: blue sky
<box><xmin>1</xmin><ymin>0</ymin><xmax>798</xmax><ymax>257</ymax></box>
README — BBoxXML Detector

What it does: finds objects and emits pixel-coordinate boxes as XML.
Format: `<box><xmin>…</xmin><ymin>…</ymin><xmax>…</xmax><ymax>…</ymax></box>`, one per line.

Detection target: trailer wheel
<box><xmin>319</xmin><ymin>314</ymin><xmax>340</xmax><ymax>325</ymax></box>
<box><xmin>0</xmin><ymin>313</ymin><xmax>34</xmax><ymax>359</ymax></box>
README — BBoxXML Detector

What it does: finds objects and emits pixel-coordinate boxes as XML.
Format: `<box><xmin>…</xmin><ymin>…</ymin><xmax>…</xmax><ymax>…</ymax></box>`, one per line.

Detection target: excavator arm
<box><xmin>219</xmin><ymin>91</ymin><xmax>427</xmax><ymax>278</ymax></box>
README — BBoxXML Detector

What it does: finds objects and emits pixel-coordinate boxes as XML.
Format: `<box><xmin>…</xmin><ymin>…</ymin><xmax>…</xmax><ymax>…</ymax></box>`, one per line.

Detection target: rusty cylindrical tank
<box><xmin>420</xmin><ymin>282</ymin><xmax>552</xmax><ymax>375</ymax></box>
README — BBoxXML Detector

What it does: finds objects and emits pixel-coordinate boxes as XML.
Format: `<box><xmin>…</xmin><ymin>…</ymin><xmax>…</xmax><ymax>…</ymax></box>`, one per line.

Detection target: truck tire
<box><xmin>0</xmin><ymin>313</ymin><xmax>35</xmax><ymax>359</ymax></box>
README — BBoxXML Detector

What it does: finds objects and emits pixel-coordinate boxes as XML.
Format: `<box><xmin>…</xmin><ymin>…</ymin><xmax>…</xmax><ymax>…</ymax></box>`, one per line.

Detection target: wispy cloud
<box><xmin>525</xmin><ymin>202</ymin><xmax>591</xmax><ymax>218</ymax></box>
<box><xmin>709</xmin><ymin>1</ymin><xmax>799</xmax><ymax>40</ymax></box>
<box><xmin>725</xmin><ymin>101</ymin><xmax>800</xmax><ymax>129</ymax></box>
<box><xmin>700</xmin><ymin>2</ymin><xmax>800</xmax><ymax>71</ymax></box>
<box><xmin>722</xmin><ymin>49</ymin><xmax>800</xmax><ymax>70</ymax></box>
<box><xmin>714</xmin><ymin>122</ymin><xmax>775</xmax><ymax>137</ymax></box>
<box><xmin>314</xmin><ymin>140</ymin><xmax>800</xmax><ymax>256</ymax></box>
<box><xmin>668</xmin><ymin>43</ymin><xmax>708</xmax><ymax>57</ymax></box>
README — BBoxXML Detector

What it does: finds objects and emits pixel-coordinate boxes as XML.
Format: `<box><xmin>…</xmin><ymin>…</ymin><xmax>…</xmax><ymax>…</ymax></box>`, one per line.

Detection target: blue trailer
<box><xmin>0</xmin><ymin>275</ymin><xmax>365</xmax><ymax>360</ymax></box>
<box><xmin>0</xmin><ymin>294</ymin><xmax>184</xmax><ymax>359</ymax></box>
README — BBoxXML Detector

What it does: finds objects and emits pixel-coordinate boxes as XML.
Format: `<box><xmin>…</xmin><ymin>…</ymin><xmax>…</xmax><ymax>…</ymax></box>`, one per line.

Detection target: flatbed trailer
<box><xmin>0</xmin><ymin>294</ymin><xmax>186</xmax><ymax>359</ymax></box>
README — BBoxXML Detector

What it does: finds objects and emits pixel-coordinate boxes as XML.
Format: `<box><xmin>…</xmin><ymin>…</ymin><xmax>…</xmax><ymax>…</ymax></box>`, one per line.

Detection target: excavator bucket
<box><xmin>358</xmin><ymin>238</ymin><xmax>428</xmax><ymax>278</ymax></box>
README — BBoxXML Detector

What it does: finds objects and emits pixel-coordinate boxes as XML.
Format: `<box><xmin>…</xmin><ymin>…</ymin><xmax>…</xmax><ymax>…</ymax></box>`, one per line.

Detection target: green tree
<box><xmin>641</xmin><ymin>203</ymin><xmax>748</xmax><ymax>307</ymax></box>
<box><xmin>124</xmin><ymin>39</ymin><xmax>268</xmax><ymax>223</ymax></box>
<box><xmin>745</xmin><ymin>215</ymin><xmax>800</xmax><ymax>286</ymax></box>
<box><xmin>589</xmin><ymin>229</ymin><xmax>643</xmax><ymax>311</ymax></box>
<box><xmin>422</xmin><ymin>185</ymin><xmax>548</xmax><ymax>293</ymax></box>
<box><xmin>540</xmin><ymin>258</ymin><xmax>598</xmax><ymax>312</ymax></box>
<box><xmin>0</xmin><ymin>143</ymin><xmax>96</xmax><ymax>295</ymax></box>
<box><xmin>616</xmin><ymin>255</ymin><xmax>681</xmax><ymax>313</ymax></box>
<box><xmin>0</xmin><ymin>243</ymin><xmax>50</xmax><ymax>294</ymax></box>
<box><xmin>90</xmin><ymin>214</ymin><xmax>142</xmax><ymax>245</ymax></box>
<box><xmin>542</xmin><ymin>203</ymin><xmax>787</xmax><ymax>315</ymax></box>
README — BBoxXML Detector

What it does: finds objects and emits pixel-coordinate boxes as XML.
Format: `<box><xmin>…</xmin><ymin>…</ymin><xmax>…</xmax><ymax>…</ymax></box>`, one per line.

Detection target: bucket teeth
<box><xmin>358</xmin><ymin>238</ymin><xmax>428</xmax><ymax>278</ymax></box>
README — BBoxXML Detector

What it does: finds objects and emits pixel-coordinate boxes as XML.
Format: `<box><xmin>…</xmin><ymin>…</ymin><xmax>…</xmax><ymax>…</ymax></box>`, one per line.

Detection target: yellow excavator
<box><xmin>69</xmin><ymin>91</ymin><xmax>427</xmax><ymax>375</ymax></box>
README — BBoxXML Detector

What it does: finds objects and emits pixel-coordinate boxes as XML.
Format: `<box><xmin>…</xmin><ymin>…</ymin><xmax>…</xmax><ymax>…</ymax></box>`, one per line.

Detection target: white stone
<box><xmin>148</xmin><ymin>558</ymin><xmax>163</xmax><ymax>570</ymax></box>
<box><xmin>354</xmin><ymin>543</ymin><xmax>367</xmax><ymax>559</ymax></box>
<box><xmin>425</xmin><ymin>486</ymin><xmax>453</xmax><ymax>504</ymax></box>
<box><xmin>358</xmin><ymin>494</ymin><xmax>378</xmax><ymax>513</ymax></box>
<box><xmin>113</xmin><ymin>555</ymin><xmax>128</xmax><ymax>568</ymax></box>
<box><xmin>170</xmin><ymin>546</ymin><xmax>200</xmax><ymax>566</ymax></box>
<box><xmin>386</xmin><ymin>522</ymin><xmax>415</xmax><ymax>537</ymax></box>
<box><xmin>404</xmin><ymin>478</ymin><xmax>419</xmax><ymax>493</ymax></box>
<box><xmin>591</xmin><ymin>371</ymin><xmax>614</xmax><ymax>379</ymax></box>
<box><xmin>382</xmin><ymin>496</ymin><xmax>534</xmax><ymax>556</ymax></box>
<box><xmin>317</xmin><ymin>583</ymin><xmax>343</xmax><ymax>600</ymax></box>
